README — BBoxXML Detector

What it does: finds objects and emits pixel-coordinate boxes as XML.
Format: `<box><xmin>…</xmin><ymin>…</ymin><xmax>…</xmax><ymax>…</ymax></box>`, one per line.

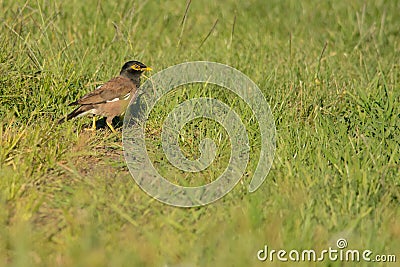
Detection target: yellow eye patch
<box><xmin>131</xmin><ymin>64</ymin><xmax>142</xmax><ymax>70</ymax></box>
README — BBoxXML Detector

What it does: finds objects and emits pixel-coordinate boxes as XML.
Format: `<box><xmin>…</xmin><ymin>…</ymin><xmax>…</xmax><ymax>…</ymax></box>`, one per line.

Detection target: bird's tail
<box><xmin>58</xmin><ymin>106</ymin><xmax>86</xmax><ymax>124</ymax></box>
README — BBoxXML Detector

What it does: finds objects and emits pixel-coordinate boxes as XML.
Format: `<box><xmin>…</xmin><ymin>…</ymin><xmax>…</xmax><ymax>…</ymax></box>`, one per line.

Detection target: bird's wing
<box><xmin>70</xmin><ymin>76</ymin><xmax>136</xmax><ymax>106</ymax></box>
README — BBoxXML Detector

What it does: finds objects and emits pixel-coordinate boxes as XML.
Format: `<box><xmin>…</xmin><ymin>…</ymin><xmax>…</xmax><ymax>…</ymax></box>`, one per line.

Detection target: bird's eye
<box><xmin>131</xmin><ymin>64</ymin><xmax>141</xmax><ymax>70</ymax></box>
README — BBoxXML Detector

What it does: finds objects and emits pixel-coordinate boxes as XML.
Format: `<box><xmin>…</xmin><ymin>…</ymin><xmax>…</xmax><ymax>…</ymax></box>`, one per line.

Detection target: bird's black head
<box><xmin>120</xmin><ymin>60</ymin><xmax>152</xmax><ymax>84</ymax></box>
<box><xmin>120</xmin><ymin>60</ymin><xmax>151</xmax><ymax>75</ymax></box>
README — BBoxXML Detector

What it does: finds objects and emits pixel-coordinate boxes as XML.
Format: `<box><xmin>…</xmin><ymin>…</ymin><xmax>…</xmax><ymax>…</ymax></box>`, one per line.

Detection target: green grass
<box><xmin>1</xmin><ymin>0</ymin><xmax>399</xmax><ymax>266</ymax></box>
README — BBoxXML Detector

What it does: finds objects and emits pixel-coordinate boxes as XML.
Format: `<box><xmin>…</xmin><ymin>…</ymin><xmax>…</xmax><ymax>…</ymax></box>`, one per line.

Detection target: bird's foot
<box><xmin>84</xmin><ymin>117</ymin><xmax>97</xmax><ymax>133</ymax></box>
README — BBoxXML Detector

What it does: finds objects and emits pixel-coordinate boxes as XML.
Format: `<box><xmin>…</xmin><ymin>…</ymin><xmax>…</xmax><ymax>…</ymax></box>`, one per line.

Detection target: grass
<box><xmin>0</xmin><ymin>0</ymin><xmax>399</xmax><ymax>266</ymax></box>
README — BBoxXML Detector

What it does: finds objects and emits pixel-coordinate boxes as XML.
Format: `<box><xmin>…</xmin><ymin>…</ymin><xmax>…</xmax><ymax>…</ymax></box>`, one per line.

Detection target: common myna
<box><xmin>59</xmin><ymin>60</ymin><xmax>152</xmax><ymax>133</ymax></box>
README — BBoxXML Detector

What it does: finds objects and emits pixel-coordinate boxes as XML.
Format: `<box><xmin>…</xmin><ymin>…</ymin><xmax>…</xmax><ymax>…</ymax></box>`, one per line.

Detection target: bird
<box><xmin>58</xmin><ymin>60</ymin><xmax>152</xmax><ymax>133</ymax></box>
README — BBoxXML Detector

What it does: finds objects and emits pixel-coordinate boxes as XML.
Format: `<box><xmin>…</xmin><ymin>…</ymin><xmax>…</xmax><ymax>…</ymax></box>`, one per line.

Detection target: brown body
<box><xmin>64</xmin><ymin>76</ymin><xmax>137</xmax><ymax>125</ymax></box>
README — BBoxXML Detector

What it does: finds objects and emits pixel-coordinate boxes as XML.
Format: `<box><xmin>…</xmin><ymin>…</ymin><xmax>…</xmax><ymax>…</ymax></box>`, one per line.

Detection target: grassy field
<box><xmin>1</xmin><ymin>0</ymin><xmax>399</xmax><ymax>266</ymax></box>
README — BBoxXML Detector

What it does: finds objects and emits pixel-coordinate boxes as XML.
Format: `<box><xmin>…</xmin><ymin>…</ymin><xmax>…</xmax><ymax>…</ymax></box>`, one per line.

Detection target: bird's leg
<box><xmin>106</xmin><ymin>120</ymin><xmax>117</xmax><ymax>133</ymax></box>
<box><xmin>92</xmin><ymin>116</ymin><xmax>96</xmax><ymax>131</ymax></box>
<box><xmin>84</xmin><ymin>116</ymin><xmax>97</xmax><ymax>132</ymax></box>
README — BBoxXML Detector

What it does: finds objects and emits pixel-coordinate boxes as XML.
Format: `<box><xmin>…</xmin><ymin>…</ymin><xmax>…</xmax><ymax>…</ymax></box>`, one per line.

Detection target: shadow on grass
<box><xmin>94</xmin><ymin>117</ymin><xmax>124</xmax><ymax>131</ymax></box>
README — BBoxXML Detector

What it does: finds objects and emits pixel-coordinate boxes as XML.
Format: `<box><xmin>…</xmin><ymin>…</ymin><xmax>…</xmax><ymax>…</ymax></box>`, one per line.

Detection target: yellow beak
<box><xmin>143</xmin><ymin>67</ymin><xmax>152</xmax><ymax>71</ymax></box>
